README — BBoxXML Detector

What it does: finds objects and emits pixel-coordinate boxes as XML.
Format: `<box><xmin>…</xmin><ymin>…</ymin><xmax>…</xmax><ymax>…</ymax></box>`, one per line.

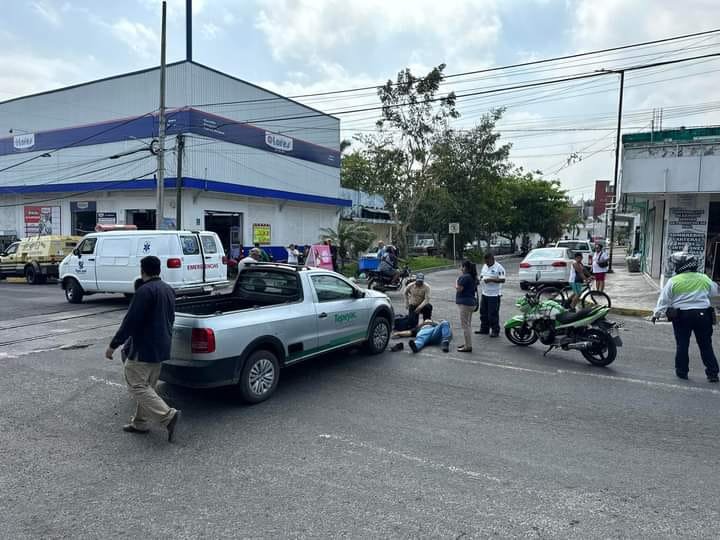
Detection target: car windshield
<box><xmin>527</xmin><ymin>248</ymin><xmax>566</xmax><ymax>260</ymax></box>
<box><xmin>557</xmin><ymin>241</ymin><xmax>589</xmax><ymax>251</ymax></box>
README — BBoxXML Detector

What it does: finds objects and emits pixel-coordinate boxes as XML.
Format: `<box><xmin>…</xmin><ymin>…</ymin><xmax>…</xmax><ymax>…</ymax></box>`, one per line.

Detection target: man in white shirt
<box><xmin>476</xmin><ymin>253</ymin><xmax>506</xmax><ymax>337</ymax></box>
<box><xmin>237</xmin><ymin>248</ymin><xmax>262</xmax><ymax>273</ymax></box>
<box><xmin>591</xmin><ymin>243</ymin><xmax>609</xmax><ymax>292</ymax></box>
<box><xmin>286</xmin><ymin>244</ymin><xmax>300</xmax><ymax>265</ymax></box>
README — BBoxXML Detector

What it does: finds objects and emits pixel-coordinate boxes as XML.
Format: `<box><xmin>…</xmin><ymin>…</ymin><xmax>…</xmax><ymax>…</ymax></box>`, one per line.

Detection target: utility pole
<box><xmin>175</xmin><ymin>134</ymin><xmax>185</xmax><ymax>230</ymax></box>
<box><xmin>186</xmin><ymin>0</ymin><xmax>192</xmax><ymax>61</ymax></box>
<box><xmin>607</xmin><ymin>69</ymin><xmax>625</xmax><ymax>272</ymax></box>
<box><xmin>156</xmin><ymin>0</ymin><xmax>167</xmax><ymax>230</ymax></box>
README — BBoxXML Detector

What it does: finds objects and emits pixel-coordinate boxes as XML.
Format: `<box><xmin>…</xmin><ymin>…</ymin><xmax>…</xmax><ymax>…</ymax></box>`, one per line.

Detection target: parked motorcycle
<box><xmin>504</xmin><ymin>289</ymin><xmax>622</xmax><ymax>366</ymax></box>
<box><xmin>366</xmin><ymin>265</ymin><xmax>413</xmax><ymax>293</ymax></box>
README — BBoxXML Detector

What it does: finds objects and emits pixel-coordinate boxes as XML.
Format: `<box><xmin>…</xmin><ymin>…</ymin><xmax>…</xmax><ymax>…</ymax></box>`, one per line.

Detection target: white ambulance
<box><xmin>59</xmin><ymin>229</ymin><xmax>228</xmax><ymax>303</ymax></box>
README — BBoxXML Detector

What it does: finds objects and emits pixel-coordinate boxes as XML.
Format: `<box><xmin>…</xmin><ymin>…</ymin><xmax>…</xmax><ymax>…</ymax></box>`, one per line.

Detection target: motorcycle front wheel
<box><xmin>505</xmin><ymin>325</ymin><xmax>538</xmax><ymax>346</ymax></box>
<box><xmin>581</xmin><ymin>328</ymin><xmax>616</xmax><ymax>366</ymax></box>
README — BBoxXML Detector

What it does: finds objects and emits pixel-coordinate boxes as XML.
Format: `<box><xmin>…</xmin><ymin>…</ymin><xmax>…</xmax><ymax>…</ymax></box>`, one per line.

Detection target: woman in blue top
<box><xmin>455</xmin><ymin>260</ymin><xmax>478</xmax><ymax>352</ymax></box>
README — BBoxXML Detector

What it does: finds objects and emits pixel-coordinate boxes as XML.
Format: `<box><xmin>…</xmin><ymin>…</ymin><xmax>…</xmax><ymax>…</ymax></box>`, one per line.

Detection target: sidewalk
<box><xmin>604</xmin><ymin>254</ymin><xmax>659</xmax><ymax>317</ymax></box>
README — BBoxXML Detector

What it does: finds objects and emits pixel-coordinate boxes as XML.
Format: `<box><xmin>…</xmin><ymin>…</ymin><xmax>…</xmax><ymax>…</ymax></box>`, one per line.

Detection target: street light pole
<box><xmin>156</xmin><ymin>0</ymin><xmax>167</xmax><ymax>230</ymax></box>
<box><xmin>608</xmin><ymin>69</ymin><xmax>625</xmax><ymax>272</ymax></box>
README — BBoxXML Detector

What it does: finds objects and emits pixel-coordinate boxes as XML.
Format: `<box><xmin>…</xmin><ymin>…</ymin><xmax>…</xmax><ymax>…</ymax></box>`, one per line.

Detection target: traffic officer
<box><xmin>653</xmin><ymin>251</ymin><xmax>720</xmax><ymax>382</ymax></box>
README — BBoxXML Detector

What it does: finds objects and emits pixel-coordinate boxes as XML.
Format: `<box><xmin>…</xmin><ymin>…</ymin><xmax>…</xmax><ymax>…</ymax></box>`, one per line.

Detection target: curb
<box><xmin>609</xmin><ymin>306</ymin><xmax>654</xmax><ymax>318</ymax></box>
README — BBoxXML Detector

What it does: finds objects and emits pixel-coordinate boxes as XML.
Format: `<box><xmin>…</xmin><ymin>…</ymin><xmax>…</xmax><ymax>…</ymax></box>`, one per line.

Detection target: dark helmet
<box><xmin>671</xmin><ymin>251</ymin><xmax>698</xmax><ymax>274</ymax></box>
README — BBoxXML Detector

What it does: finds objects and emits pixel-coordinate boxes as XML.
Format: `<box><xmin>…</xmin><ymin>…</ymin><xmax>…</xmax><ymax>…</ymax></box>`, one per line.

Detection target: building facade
<box><xmin>0</xmin><ymin>61</ymin><xmax>349</xmax><ymax>260</ymax></box>
<box><xmin>621</xmin><ymin>126</ymin><xmax>720</xmax><ymax>282</ymax></box>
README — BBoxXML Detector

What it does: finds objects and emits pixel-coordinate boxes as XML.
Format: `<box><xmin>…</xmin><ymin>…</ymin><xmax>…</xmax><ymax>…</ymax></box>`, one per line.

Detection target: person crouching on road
<box><xmin>404</xmin><ymin>273</ymin><xmax>432</xmax><ymax>328</ymax></box>
<box><xmin>455</xmin><ymin>260</ymin><xmax>478</xmax><ymax>353</ymax></box>
<box><xmin>105</xmin><ymin>256</ymin><xmax>182</xmax><ymax>441</ymax></box>
<box><xmin>653</xmin><ymin>251</ymin><xmax>720</xmax><ymax>382</ymax></box>
<box><xmin>477</xmin><ymin>253</ymin><xmax>505</xmax><ymax>337</ymax></box>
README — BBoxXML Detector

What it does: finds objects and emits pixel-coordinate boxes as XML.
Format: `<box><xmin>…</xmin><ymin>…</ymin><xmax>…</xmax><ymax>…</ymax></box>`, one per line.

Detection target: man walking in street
<box><xmin>591</xmin><ymin>242</ymin><xmax>610</xmax><ymax>292</ymax></box>
<box><xmin>105</xmin><ymin>256</ymin><xmax>181</xmax><ymax>441</ymax></box>
<box><xmin>653</xmin><ymin>251</ymin><xmax>720</xmax><ymax>382</ymax></box>
<box><xmin>476</xmin><ymin>253</ymin><xmax>505</xmax><ymax>337</ymax></box>
<box><xmin>404</xmin><ymin>273</ymin><xmax>432</xmax><ymax>328</ymax></box>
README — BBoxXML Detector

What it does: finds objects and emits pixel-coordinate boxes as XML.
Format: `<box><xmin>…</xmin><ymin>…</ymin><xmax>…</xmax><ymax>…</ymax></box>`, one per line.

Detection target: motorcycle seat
<box><xmin>556</xmin><ymin>307</ymin><xmax>597</xmax><ymax>324</ymax></box>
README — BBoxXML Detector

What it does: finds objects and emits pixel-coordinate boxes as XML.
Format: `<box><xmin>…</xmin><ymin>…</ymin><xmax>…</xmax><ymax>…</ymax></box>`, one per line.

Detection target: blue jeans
<box><xmin>412</xmin><ymin>320</ymin><xmax>452</xmax><ymax>351</ymax></box>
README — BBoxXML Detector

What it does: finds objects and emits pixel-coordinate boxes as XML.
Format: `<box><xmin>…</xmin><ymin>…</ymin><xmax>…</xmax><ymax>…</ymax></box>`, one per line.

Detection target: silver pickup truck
<box><xmin>161</xmin><ymin>263</ymin><xmax>394</xmax><ymax>403</ymax></box>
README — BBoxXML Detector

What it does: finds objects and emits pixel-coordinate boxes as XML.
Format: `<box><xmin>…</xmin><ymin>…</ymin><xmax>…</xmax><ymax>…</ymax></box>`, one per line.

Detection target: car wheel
<box><xmin>25</xmin><ymin>266</ymin><xmax>38</xmax><ymax>285</ymax></box>
<box><xmin>65</xmin><ymin>278</ymin><xmax>84</xmax><ymax>304</ymax></box>
<box><xmin>239</xmin><ymin>349</ymin><xmax>280</xmax><ymax>404</ymax></box>
<box><xmin>365</xmin><ymin>316</ymin><xmax>391</xmax><ymax>355</ymax></box>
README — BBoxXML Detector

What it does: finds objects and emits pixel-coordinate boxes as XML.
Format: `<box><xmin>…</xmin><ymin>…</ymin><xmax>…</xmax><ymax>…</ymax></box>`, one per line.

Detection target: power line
<box><xmin>187</xmin><ymin>28</ymin><xmax>720</xmax><ymax>108</ymax></box>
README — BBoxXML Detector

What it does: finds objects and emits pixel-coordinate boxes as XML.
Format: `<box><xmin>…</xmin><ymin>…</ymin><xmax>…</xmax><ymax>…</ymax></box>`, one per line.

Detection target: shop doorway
<box><xmin>706</xmin><ymin>202</ymin><xmax>720</xmax><ymax>280</ymax></box>
<box><xmin>204</xmin><ymin>211</ymin><xmax>243</xmax><ymax>259</ymax></box>
<box><xmin>126</xmin><ymin>210</ymin><xmax>156</xmax><ymax>230</ymax></box>
<box><xmin>71</xmin><ymin>201</ymin><xmax>97</xmax><ymax>235</ymax></box>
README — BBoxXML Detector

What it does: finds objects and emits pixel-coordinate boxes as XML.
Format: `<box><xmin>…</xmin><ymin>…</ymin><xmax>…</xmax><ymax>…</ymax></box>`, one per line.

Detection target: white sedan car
<box><xmin>519</xmin><ymin>247</ymin><xmax>573</xmax><ymax>290</ymax></box>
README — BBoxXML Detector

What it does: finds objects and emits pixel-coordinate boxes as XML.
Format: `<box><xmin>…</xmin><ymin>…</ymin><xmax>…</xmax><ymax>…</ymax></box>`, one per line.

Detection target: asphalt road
<box><xmin>2</xmin><ymin>261</ymin><xmax>720</xmax><ymax>538</ymax></box>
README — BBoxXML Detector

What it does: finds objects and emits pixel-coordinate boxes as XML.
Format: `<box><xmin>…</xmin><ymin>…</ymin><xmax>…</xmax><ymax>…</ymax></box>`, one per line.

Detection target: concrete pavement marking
<box><xmin>88</xmin><ymin>375</ymin><xmax>124</xmax><ymax>389</ymax></box>
<box><xmin>317</xmin><ymin>433</ymin><xmax>503</xmax><ymax>484</ymax></box>
<box><xmin>415</xmin><ymin>351</ymin><xmax>720</xmax><ymax>396</ymax></box>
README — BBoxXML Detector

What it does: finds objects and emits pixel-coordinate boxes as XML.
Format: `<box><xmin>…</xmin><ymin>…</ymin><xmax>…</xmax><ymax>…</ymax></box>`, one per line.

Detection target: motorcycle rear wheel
<box><xmin>505</xmin><ymin>326</ymin><xmax>538</xmax><ymax>346</ymax></box>
<box><xmin>581</xmin><ymin>328</ymin><xmax>616</xmax><ymax>366</ymax></box>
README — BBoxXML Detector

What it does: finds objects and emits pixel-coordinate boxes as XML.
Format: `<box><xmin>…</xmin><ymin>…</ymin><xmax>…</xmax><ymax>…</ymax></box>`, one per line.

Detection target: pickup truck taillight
<box><xmin>167</xmin><ymin>258</ymin><xmax>182</xmax><ymax>269</ymax></box>
<box><xmin>519</xmin><ymin>262</ymin><xmax>531</xmax><ymax>268</ymax></box>
<box><xmin>191</xmin><ymin>328</ymin><xmax>216</xmax><ymax>354</ymax></box>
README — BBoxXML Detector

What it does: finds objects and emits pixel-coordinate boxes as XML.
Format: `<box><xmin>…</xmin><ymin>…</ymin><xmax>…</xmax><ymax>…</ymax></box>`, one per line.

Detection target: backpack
<box><xmin>598</xmin><ymin>252</ymin><xmax>609</xmax><ymax>269</ymax></box>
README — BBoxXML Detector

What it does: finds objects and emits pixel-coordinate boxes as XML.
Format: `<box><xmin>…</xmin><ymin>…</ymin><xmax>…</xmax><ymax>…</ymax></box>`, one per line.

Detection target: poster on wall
<box><xmin>24</xmin><ymin>206</ymin><xmax>60</xmax><ymax>236</ymax></box>
<box><xmin>664</xmin><ymin>196</ymin><xmax>709</xmax><ymax>277</ymax></box>
<box><xmin>96</xmin><ymin>212</ymin><xmax>117</xmax><ymax>226</ymax></box>
<box><xmin>252</xmin><ymin>223</ymin><xmax>271</xmax><ymax>245</ymax></box>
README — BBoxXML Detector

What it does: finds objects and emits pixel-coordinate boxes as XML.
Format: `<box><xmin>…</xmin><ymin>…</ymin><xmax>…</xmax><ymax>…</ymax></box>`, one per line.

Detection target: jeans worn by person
<box><xmin>409</xmin><ymin>320</ymin><xmax>452</xmax><ymax>353</ymax></box>
<box><xmin>672</xmin><ymin>309</ymin><xmax>719</xmax><ymax>379</ymax></box>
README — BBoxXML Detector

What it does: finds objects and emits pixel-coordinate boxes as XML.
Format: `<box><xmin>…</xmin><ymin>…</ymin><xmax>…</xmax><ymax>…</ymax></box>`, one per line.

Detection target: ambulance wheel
<box><xmin>65</xmin><ymin>278</ymin><xmax>84</xmax><ymax>304</ymax></box>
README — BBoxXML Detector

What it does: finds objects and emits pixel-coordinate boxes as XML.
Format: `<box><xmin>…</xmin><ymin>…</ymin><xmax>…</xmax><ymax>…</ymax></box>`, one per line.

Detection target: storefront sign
<box><xmin>70</xmin><ymin>201</ymin><xmax>96</xmax><ymax>212</ymax></box>
<box><xmin>24</xmin><ymin>206</ymin><xmax>60</xmax><ymax>236</ymax></box>
<box><xmin>96</xmin><ymin>212</ymin><xmax>117</xmax><ymax>225</ymax></box>
<box><xmin>665</xmin><ymin>196</ymin><xmax>709</xmax><ymax>277</ymax></box>
<box><xmin>265</xmin><ymin>132</ymin><xmax>293</xmax><ymax>153</ymax></box>
<box><xmin>13</xmin><ymin>133</ymin><xmax>35</xmax><ymax>150</ymax></box>
<box><xmin>252</xmin><ymin>223</ymin><xmax>271</xmax><ymax>244</ymax></box>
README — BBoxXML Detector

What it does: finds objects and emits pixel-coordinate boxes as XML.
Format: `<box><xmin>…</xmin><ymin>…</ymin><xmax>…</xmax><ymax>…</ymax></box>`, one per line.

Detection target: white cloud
<box><xmin>201</xmin><ymin>22</ymin><xmax>221</xmax><ymax>40</ymax></box>
<box><xmin>0</xmin><ymin>54</ymin><xmax>81</xmax><ymax>99</ymax></box>
<box><xmin>254</xmin><ymin>0</ymin><xmax>500</xmax><ymax>69</ymax></box>
<box><xmin>110</xmin><ymin>18</ymin><xmax>159</xmax><ymax>58</ymax></box>
<box><xmin>32</xmin><ymin>1</ymin><xmax>62</xmax><ymax>27</ymax></box>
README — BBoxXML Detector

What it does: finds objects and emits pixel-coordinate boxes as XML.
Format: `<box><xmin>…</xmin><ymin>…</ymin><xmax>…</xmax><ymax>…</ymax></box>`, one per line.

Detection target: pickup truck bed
<box><xmin>175</xmin><ymin>294</ymin><xmax>286</xmax><ymax>316</ymax></box>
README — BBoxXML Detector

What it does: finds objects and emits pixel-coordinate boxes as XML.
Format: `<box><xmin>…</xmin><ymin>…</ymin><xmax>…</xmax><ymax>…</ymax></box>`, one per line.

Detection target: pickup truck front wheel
<box><xmin>239</xmin><ymin>350</ymin><xmax>279</xmax><ymax>404</ymax></box>
<box><xmin>365</xmin><ymin>316</ymin><xmax>391</xmax><ymax>355</ymax></box>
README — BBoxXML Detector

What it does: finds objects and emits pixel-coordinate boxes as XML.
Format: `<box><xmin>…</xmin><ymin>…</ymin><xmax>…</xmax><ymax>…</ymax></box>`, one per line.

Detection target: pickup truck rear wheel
<box><xmin>365</xmin><ymin>316</ymin><xmax>391</xmax><ymax>355</ymax></box>
<box><xmin>65</xmin><ymin>278</ymin><xmax>84</xmax><ymax>304</ymax></box>
<box><xmin>25</xmin><ymin>265</ymin><xmax>39</xmax><ymax>285</ymax></box>
<box><xmin>239</xmin><ymin>350</ymin><xmax>279</xmax><ymax>404</ymax></box>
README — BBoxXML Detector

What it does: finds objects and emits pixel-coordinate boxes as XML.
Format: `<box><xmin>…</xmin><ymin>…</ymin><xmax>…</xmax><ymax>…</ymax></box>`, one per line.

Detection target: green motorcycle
<box><xmin>504</xmin><ymin>289</ymin><xmax>622</xmax><ymax>366</ymax></box>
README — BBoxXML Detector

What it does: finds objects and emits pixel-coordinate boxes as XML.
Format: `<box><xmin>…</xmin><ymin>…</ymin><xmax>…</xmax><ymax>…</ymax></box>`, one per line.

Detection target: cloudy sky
<box><xmin>2</xmin><ymin>0</ymin><xmax>720</xmax><ymax>199</ymax></box>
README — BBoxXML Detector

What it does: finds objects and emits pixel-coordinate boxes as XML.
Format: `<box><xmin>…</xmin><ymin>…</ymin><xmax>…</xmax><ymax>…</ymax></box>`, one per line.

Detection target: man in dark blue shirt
<box><xmin>105</xmin><ymin>256</ymin><xmax>181</xmax><ymax>442</ymax></box>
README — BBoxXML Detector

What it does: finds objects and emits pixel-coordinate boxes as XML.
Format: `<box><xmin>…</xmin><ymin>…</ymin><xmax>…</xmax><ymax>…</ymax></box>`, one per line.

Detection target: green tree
<box><xmin>357</xmin><ymin>64</ymin><xmax>459</xmax><ymax>254</ymax></box>
<box><xmin>504</xmin><ymin>174</ymin><xmax>572</xmax><ymax>244</ymax></box>
<box><xmin>319</xmin><ymin>222</ymin><xmax>377</xmax><ymax>267</ymax></box>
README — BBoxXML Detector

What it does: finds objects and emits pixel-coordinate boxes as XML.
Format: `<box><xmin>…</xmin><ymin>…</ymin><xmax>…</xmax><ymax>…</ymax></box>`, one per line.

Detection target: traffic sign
<box><xmin>449</xmin><ymin>222</ymin><xmax>460</xmax><ymax>234</ymax></box>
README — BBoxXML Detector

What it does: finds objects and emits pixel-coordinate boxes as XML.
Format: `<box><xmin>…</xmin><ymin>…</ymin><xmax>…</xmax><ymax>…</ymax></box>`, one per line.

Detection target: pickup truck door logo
<box><xmin>334</xmin><ymin>312</ymin><xmax>357</xmax><ymax>325</ymax></box>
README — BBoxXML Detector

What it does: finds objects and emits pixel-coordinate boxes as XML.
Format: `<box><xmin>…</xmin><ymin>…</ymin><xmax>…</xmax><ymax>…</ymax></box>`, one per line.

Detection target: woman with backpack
<box><xmin>591</xmin><ymin>243</ymin><xmax>610</xmax><ymax>292</ymax></box>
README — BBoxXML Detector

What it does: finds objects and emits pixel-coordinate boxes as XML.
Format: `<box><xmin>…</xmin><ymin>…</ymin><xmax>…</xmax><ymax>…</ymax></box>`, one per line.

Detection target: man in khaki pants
<box><xmin>105</xmin><ymin>256</ymin><xmax>181</xmax><ymax>442</ymax></box>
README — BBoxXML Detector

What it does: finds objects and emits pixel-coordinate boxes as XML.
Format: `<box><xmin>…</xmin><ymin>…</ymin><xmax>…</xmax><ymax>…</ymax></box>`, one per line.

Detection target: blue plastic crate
<box><xmin>359</xmin><ymin>256</ymin><xmax>380</xmax><ymax>272</ymax></box>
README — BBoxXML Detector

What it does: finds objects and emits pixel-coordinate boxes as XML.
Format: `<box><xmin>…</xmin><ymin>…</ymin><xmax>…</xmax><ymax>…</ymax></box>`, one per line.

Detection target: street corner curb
<box><xmin>609</xmin><ymin>306</ymin><xmax>654</xmax><ymax>318</ymax></box>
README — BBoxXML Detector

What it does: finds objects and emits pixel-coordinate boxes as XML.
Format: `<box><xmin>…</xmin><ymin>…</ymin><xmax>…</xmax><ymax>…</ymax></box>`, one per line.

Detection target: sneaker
<box><xmin>457</xmin><ymin>345</ymin><xmax>472</xmax><ymax>353</ymax></box>
<box><xmin>167</xmin><ymin>410</ymin><xmax>181</xmax><ymax>443</ymax></box>
<box><xmin>441</xmin><ymin>341</ymin><xmax>449</xmax><ymax>353</ymax></box>
<box><xmin>408</xmin><ymin>340</ymin><xmax>419</xmax><ymax>354</ymax></box>
<box><xmin>123</xmin><ymin>424</ymin><xmax>149</xmax><ymax>434</ymax></box>
<box><xmin>708</xmin><ymin>375</ymin><xmax>719</xmax><ymax>383</ymax></box>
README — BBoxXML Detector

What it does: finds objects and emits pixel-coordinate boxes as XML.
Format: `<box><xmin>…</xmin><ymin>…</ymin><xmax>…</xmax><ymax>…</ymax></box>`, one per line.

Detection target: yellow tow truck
<box><xmin>0</xmin><ymin>235</ymin><xmax>81</xmax><ymax>284</ymax></box>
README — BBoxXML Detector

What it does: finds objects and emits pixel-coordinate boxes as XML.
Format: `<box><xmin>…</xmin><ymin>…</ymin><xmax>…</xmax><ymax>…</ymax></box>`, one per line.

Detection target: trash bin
<box><xmin>626</xmin><ymin>255</ymin><xmax>641</xmax><ymax>273</ymax></box>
